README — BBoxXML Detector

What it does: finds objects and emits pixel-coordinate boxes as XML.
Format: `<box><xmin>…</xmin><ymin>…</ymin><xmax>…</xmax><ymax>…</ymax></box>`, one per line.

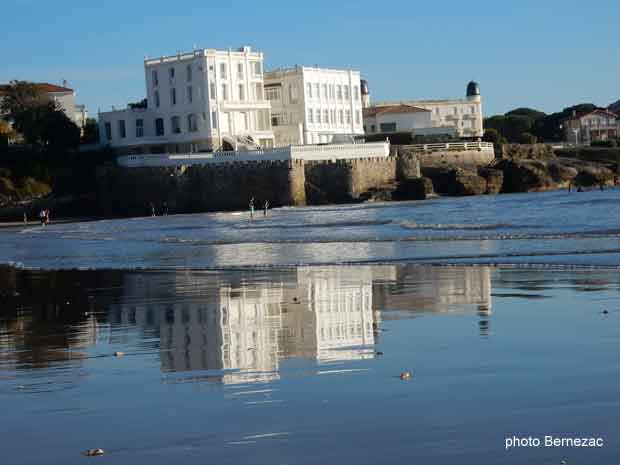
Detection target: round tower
<box><xmin>361</xmin><ymin>79</ymin><xmax>370</xmax><ymax>108</ymax></box>
<box><xmin>466</xmin><ymin>81</ymin><xmax>481</xmax><ymax>102</ymax></box>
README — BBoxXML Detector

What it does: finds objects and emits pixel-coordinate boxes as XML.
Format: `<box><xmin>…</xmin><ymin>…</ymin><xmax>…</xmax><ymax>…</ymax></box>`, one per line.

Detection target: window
<box><xmin>345</xmin><ymin>110</ymin><xmax>351</xmax><ymax>124</ymax></box>
<box><xmin>289</xmin><ymin>84</ymin><xmax>298</xmax><ymax>103</ymax></box>
<box><xmin>155</xmin><ymin>118</ymin><xmax>164</xmax><ymax>136</ymax></box>
<box><xmin>154</xmin><ymin>90</ymin><xmax>160</xmax><ymax>107</ymax></box>
<box><xmin>209</xmin><ymin>82</ymin><xmax>216</xmax><ymax>99</ymax></box>
<box><xmin>171</xmin><ymin>116</ymin><xmax>181</xmax><ymax>134</ymax></box>
<box><xmin>170</xmin><ymin>88</ymin><xmax>177</xmax><ymax>105</ymax></box>
<box><xmin>336</xmin><ymin>85</ymin><xmax>342</xmax><ymax>100</ymax></box>
<box><xmin>187</xmin><ymin>86</ymin><xmax>193</xmax><ymax>103</ymax></box>
<box><xmin>219</xmin><ymin>63</ymin><xmax>227</xmax><ymax>79</ymax></box>
<box><xmin>329</xmin><ymin>84</ymin><xmax>335</xmax><ymax>99</ymax></box>
<box><xmin>186</xmin><ymin>64</ymin><xmax>192</xmax><ymax>82</ymax></box>
<box><xmin>314</xmin><ymin>83</ymin><xmax>320</xmax><ymax>98</ymax></box>
<box><xmin>353</xmin><ymin>85</ymin><xmax>359</xmax><ymax>99</ymax></box>
<box><xmin>306</xmin><ymin>83</ymin><xmax>312</xmax><ymax>98</ymax></box>
<box><xmin>355</xmin><ymin>110</ymin><xmax>360</xmax><ymax>125</ymax></box>
<box><xmin>331</xmin><ymin>109</ymin><xmax>336</xmax><ymax>124</ymax></box>
<box><xmin>221</xmin><ymin>83</ymin><xmax>228</xmax><ymax>101</ymax></box>
<box><xmin>338</xmin><ymin>110</ymin><xmax>344</xmax><ymax>124</ymax></box>
<box><xmin>271</xmin><ymin>113</ymin><xmax>287</xmax><ymax>127</ymax></box>
<box><xmin>187</xmin><ymin>114</ymin><xmax>197</xmax><ymax>132</ymax></box>
<box><xmin>322</xmin><ymin>84</ymin><xmax>328</xmax><ymax>99</ymax></box>
<box><xmin>256</xmin><ymin>109</ymin><xmax>270</xmax><ymax>131</ymax></box>
<box><xmin>211</xmin><ymin>111</ymin><xmax>217</xmax><ymax>129</ymax></box>
<box><xmin>307</xmin><ymin>109</ymin><xmax>314</xmax><ymax>123</ymax></box>
<box><xmin>323</xmin><ymin>109</ymin><xmax>329</xmax><ymax>124</ymax></box>
<box><xmin>136</xmin><ymin>119</ymin><xmax>144</xmax><ymax>138</ymax></box>
<box><xmin>169</xmin><ymin>67</ymin><xmax>175</xmax><ymax>81</ymax></box>
<box><xmin>118</xmin><ymin>120</ymin><xmax>126</xmax><ymax>138</ymax></box>
<box><xmin>344</xmin><ymin>85</ymin><xmax>350</xmax><ymax>100</ymax></box>
<box><xmin>104</xmin><ymin>122</ymin><xmax>112</xmax><ymax>140</ymax></box>
<box><xmin>237</xmin><ymin>63</ymin><xmax>244</xmax><ymax>79</ymax></box>
<box><xmin>152</xmin><ymin>70</ymin><xmax>159</xmax><ymax>87</ymax></box>
<box><xmin>238</xmin><ymin>84</ymin><xmax>245</xmax><ymax>101</ymax></box>
<box><xmin>370</xmin><ymin>124</ymin><xmax>376</xmax><ymax>133</ymax></box>
<box><xmin>453</xmin><ymin>107</ymin><xmax>458</xmax><ymax>115</ymax></box>
<box><xmin>316</xmin><ymin>109</ymin><xmax>321</xmax><ymax>124</ymax></box>
<box><xmin>265</xmin><ymin>86</ymin><xmax>281</xmax><ymax>101</ymax></box>
<box><xmin>470</xmin><ymin>106</ymin><xmax>476</xmax><ymax>114</ymax></box>
<box><xmin>380</xmin><ymin>122</ymin><xmax>397</xmax><ymax>132</ymax></box>
<box><xmin>252</xmin><ymin>62</ymin><xmax>261</xmax><ymax>76</ymax></box>
<box><xmin>254</xmin><ymin>83</ymin><xmax>263</xmax><ymax>100</ymax></box>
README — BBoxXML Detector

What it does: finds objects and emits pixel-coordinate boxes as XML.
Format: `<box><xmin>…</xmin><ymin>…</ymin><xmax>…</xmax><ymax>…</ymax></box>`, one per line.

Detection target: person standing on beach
<box><xmin>45</xmin><ymin>209</ymin><xmax>50</xmax><ymax>225</ymax></box>
<box><xmin>163</xmin><ymin>201</ymin><xmax>169</xmax><ymax>216</ymax></box>
<box><xmin>264</xmin><ymin>200</ymin><xmax>269</xmax><ymax>217</ymax></box>
<box><xmin>23</xmin><ymin>212</ymin><xmax>27</xmax><ymax>224</ymax></box>
<box><xmin>39</xmin><ymin>210</ymin><xmax>46</xmax><ymax>226</ymax></box>
<box><xmin>150</xmin><ymin>202</ymin><xmax>156</xmax><ymax>217</ymax></box>
<box><xmin>249</xmin><ymin>196</ymin><xmax>255</xmax><ymax>219</ymax></box>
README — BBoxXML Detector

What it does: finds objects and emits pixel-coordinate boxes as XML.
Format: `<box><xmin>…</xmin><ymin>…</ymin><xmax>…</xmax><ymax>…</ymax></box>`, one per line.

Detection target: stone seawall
<box><xmin>96</xmin><ymin>156</ymin><xmax>399</xmax><ymax>215</ymax></box>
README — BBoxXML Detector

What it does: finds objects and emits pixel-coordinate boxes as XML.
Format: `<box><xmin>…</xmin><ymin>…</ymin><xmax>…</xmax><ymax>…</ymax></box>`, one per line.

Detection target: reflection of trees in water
<box><xmin>0</xmin><ymin>268</ymin><xmax>122</xmax><ymax>369</ymax></box>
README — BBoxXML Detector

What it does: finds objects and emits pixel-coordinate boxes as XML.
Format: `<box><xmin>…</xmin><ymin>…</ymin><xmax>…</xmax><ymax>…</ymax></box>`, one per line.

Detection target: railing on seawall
<box><xmin>290</xmin><ymin>141</ymin><xmax>390</xmax><ymax>161</ymax></box>
<box><xmin>403</xmin><ymin>142</ymin><xmax>494</xmax><ymax>153</ymax></box>
<box><xmin>117</xmin><ymin>142</ymin><xmax>391</xmax><ymax>168</ymax></box>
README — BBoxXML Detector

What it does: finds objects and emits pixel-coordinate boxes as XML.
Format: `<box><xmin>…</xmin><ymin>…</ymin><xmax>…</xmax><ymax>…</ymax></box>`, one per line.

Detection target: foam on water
<box><xmin>3</xmin><ymin>188</ymin><xmax>620</xmax><ymax>270</ymax></box>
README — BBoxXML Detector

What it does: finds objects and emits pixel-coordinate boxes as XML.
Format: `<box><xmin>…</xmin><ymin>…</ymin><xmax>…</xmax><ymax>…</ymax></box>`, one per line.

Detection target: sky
<box><xmin>1</xmin><ymin>0</ymin><xmax>618</xmax><ymax>118</ymax></box>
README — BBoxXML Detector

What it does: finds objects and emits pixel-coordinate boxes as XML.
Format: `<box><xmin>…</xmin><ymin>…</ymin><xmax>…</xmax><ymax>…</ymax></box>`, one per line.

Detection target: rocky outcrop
<box><xmin>423</xmin><ymin>168</ymin><xmax>487</xmax><ymax>196</ymax></box>
<box><xmin>477</xmin><ymin>168</ymin><xmax>504</xmax><ymax>194</ymax></box>
<box><xmin>394</xmin><ymin>177</ymin><xmax>434</xmax><ymax>200</ymax></box>
<box><xmin>573</xmin><ymin>165</ymin><xmax>614</xmax><ymax>187</ymax></box>
<box><xmin>499</xmin><ymin>144</ymin><xmax>555</xmax><ymax>160</ymax></box>
<box><xmin>494</xmin><ymin>159</ymin><xmax>556</xmax><ymax>193</ymax></box>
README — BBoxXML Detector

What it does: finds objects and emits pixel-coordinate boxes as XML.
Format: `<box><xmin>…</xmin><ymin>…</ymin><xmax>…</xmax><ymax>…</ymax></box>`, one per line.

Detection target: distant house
<box><xmin>362</xmin><ymin>81</ymin><xmax>483</xmax><ymax>140</ymax></box>
<box><xmin>608</xmin><ymin>100</ymin><xmax>620</xmax><ymax>115</ymax></box>
<box><xmin>0</xmin><ymin>82</ymin><xmax>86</xmax><ymax>129</ymax></box>
<box><xmin>562</xmin><ymin>108</ymin><xmax>619</xmax><ymax>144</ymax></box>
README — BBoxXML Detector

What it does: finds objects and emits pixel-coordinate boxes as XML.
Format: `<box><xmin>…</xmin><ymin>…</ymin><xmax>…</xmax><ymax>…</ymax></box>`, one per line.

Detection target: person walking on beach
<box><xmin>23</xmin><ymin>212</ymin><xmax>27</xmax><ymax>224</ymax></box>
<box><xmin>39</xmin><ymin>209</ymin><xmax>46</xmax><ymax>226</ymax></box>
<box><xmin>150</xmin><ymin>202</ymin><xmax>156</xmax><ymax>217</ymax></box>
<box><xmin>263</xmin><ymin>199</ymin><xmax>269</xmax><ymax>217</ymax></box>
<box><xmin>249</xmin><ymin>196</ymin><xmax>255</xmax><ymax>219</ymax></box>
<box><xmin>163</xmin><ymin>201</ymin><xmax>169</xmax><ymax>216</ymax></box>
<box><xmin>45</xmin><ymin>209</ymin><xmax>50</xmax><ymax>225</ymax></box>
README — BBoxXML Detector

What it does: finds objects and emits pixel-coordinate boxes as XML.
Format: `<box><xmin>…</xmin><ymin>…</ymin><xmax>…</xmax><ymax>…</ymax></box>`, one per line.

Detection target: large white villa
<box><xmin>98</xmin><ymin>46</ymin><xmax>275</xmax><ymax>153</ymax></box>
<box><xmin>264</xmin><ymin>66</ymin><xmax>365</xmax><ymax>146</ymax></box>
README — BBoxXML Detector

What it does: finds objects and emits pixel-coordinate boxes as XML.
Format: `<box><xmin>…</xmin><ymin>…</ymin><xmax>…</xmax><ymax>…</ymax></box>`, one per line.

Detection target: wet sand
<box><xmin>1</xmin><ymin>265</ymin><xmax>619</xmax><ymax>465</ymax></box>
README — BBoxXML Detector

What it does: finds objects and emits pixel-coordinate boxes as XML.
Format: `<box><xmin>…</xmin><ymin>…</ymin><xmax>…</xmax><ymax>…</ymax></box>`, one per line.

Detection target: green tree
<box><xmin>519</xmin><ymin>132</ymin><xmax>538</xmax><ymax>144</ymax></box>
<box><xmin>0</xmin><ymin>80</ymin><xmax>80</xmax><ymax>148</ymax></box>
<box><xmin>483</xmin><ymin>128</ymin><xmax>506</xmax><ymax>145</ymax></box>
<box><xmin>81</xmin><ymin>118</ymin><xmax>99</xmax><ymax>144</ymax></box>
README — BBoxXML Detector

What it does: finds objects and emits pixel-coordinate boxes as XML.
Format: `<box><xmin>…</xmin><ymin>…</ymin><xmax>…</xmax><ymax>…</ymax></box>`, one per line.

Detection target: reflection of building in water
<box><xmin>110</xmin><ymin>267</ymin><xmax>386</xmax><ymax>383</ymax></box>
<box><xmin>373</xmin><ymin>266</ymin><xmax>493</xmax><ymax>317</ymax></box>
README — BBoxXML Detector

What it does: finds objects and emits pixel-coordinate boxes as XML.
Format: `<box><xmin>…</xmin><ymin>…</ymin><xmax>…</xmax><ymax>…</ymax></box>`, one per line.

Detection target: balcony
<box><xmin>219</xmin><ymin>100</ymin><xmax>271</xmax><ymax>111</ymax></box>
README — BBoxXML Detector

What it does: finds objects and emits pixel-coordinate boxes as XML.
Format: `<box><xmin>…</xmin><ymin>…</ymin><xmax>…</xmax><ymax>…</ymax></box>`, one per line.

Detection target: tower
<box><xmin>466</xmin><ymin>81</ymin><xmax>481</xmax><ymax>103</ymax></box>
<box><xmin>361</xmin><ymin>79</ymin><xmax>370</xmax><ymax>108</ymax></box>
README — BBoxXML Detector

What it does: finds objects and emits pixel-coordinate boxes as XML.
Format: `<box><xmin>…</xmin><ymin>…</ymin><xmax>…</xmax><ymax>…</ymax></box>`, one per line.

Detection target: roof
<box><xmin>363</xmin><ymin>104</ymin><xmax>431</xmax><ymax>118</ymax></box>
<box><xmin>0</xmin><ymin>82</ymin><xmax>74</xmax><ymax>95</ymax></box>
<box><xmin>567</xmin><ymin>108</ymin><xmax>618</xmax><ymax>121</ymax></box>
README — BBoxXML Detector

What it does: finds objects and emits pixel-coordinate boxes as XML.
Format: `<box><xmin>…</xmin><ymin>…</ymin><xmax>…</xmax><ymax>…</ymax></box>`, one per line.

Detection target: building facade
<box><xmin>363</xmin><ymin>81</ymin><xmax>484</xmax><ymax>139</ymax></box>
<box><xmin>264</xmin><ymin>66</ymin><xmax>365</xmax><ymax>146</ymax></box>
<box><xmin>98</xmin><ymin>46</ymin><xmax>275</xmax><ymax>153</ymax></box>
<box><xmin>562</xmin><ymin>109</ymin><xmax>619</xmax><ymax>144</ymax></box>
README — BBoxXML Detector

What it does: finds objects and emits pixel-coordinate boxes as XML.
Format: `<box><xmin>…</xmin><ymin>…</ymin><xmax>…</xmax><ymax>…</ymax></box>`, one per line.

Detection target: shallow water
<box><xmin>1</xmin><ymin>265</ymin><xmax>619</xmax><ymax>464</ymax></box>
<box><xmin>2</xmin><ymin>189</ymin><xmax>620</xmax><ymax>269</ymax></box>
<box><xmin>2</xmin><ymin>190</ymin><xmax>620</xmax><ymax>464</ymax></box>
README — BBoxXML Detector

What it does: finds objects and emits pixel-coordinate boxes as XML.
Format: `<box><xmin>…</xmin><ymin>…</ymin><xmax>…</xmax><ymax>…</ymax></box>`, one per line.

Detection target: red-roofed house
<box><xmin>563</xmin><ymin>109</ymin><xmax>619</xmax><ymax>144</ymax></box>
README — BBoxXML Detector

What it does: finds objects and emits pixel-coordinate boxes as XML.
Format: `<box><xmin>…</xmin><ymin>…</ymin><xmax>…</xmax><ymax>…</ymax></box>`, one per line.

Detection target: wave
<box><xmin>233</xmin><ymin>219</ymin><xmax>394</xmax><ymax>230</ymax></box>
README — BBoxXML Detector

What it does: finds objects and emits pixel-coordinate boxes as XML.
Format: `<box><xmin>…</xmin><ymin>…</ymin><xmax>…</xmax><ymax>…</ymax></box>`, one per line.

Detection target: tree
<box><xmin>483</xmin><ymin>128</ymin><xmax>506</xmax><ymax>145</ymax></box>
<box><xmin>82</xmin><ymin>118</ymin><xmax>99</xmax><ymax>144</ymax></box>
<box><xmin>519</xmin><ymin>132</ymin><xmax>538</xmax><ymax>144</ymax></box>
<box><xmin>0</xmin><ymin>80</ymin><xmax>80</xmax><ymax>148</ymax></box>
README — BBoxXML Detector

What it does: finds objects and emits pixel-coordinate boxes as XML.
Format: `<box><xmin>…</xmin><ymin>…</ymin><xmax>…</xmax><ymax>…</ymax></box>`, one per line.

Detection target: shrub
<box><xmin>519</xmin><ymin>132</ymin><xmax>538</xmax><ymax>144</ymax></box>
<box><xmin>591</xmin><ymin>140</ymin><xmax>617</xmax><ymax>148</ymax></box>
<box><xmin>0</xmin><ymin>177</ymin><xmax>16</xmax><ymax>195</ymax></box>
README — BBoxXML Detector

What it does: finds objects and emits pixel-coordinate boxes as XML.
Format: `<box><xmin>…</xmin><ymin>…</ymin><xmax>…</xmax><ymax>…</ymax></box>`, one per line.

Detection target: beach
<box><xmin>1</xmin><ymin>189</ymin><xmax>620</xmax><ymax>464</ymax></box>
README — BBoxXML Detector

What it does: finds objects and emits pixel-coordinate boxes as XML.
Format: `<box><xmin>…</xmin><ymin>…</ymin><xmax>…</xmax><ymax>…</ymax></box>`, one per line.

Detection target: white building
<box><xmin>264</xmin><ymin>66</ymin><xmax>365</xmax><ymax>146</ymax></box>
<box><xmin>363</xmin><ymin>81</ymin><xmax>484</xmax><ymax>139</ymax></box>
<box><xmin>98</xmin><ymin>46</ymin><xmax>275</xmax><ymax>154</ymax></box>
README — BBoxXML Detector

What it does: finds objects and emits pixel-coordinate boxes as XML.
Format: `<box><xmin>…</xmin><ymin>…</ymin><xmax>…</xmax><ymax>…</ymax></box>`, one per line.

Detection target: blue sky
<box><xmin>1</xmin><ymin>0</ymin><xmax>618</xmax><ymax>118</ymax></box>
